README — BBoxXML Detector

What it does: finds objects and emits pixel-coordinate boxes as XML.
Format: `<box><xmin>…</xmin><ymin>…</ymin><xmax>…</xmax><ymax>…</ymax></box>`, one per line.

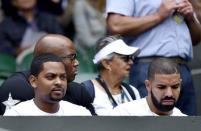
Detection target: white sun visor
<box><xmin>93</xmin><ymin>39</ymin><xmax>140</xmax><ymax>64</ymax></box>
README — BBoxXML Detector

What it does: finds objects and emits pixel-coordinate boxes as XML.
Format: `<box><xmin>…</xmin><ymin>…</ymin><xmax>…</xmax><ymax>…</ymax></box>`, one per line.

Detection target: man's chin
<box><xmin>159</xmin><ymin>105</ymin><xmax>175</xmax><ymax>112</ymax></box>
<box><xmin>50</xmin><ymin>98</ymin><xmax>62</xmax><ymax>102</ymax></box>
<box><xmin>68</xmin><ymin>75</ymin><xmax>76</xmax><ymax>82</ymax></box>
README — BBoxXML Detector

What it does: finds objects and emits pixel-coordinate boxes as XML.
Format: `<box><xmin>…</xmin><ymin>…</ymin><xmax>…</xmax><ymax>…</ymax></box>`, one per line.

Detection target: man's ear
<box><xmin>145</xmin><ymin>80</ymin><xmax>151</xmax><ymax>93</ymax></box>
<box><xmin>29</xmin><ymin>75</ymin><xmax>37</xmax><ymax>89</ymax></box>
<box><xmin>101</xmin><ymin>60</ymin><xmax>111</xmax><ymax>71</ymax></box>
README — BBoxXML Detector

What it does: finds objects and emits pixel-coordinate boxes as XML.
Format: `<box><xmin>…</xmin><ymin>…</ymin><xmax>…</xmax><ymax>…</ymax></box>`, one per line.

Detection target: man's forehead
<box><xmin>153</xmin><ymin>74</ymin><xmax>181</xmax><ymax>84</ymax></box>
<box><xmin>41</xmin><ymin>62</ymin><xmax>65</xmax><ymax>73</ymax></box>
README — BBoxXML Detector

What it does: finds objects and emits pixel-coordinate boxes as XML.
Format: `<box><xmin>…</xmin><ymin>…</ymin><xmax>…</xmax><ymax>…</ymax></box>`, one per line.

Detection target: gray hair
<box><xmin>95</xmin><ymin>35</ymin><xmax>122</xmax><ymax>71</ymax></box>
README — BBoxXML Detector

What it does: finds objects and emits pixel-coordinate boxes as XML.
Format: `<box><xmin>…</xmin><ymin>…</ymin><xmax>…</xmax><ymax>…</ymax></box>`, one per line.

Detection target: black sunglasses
<box><xmin>61</xmin><ymin>54</ymin><xmax>77</xmax><ymax>61</ymax></box>
<box><xmin>117</xmin><ymin>54</ymin><xmax>136</xmax><ymax>62</ymax></box>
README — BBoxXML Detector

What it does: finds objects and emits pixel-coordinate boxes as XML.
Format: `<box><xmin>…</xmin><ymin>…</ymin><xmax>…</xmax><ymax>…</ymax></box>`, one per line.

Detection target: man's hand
<box><xmin>158</xmin><ymin>0</ymin><xmax>179</xmax><ymax>20</ymax></box>
<box><xmin>176</xmin><ymin>0</ymin><xmax>194</xmax><ymax>21</ymax></box>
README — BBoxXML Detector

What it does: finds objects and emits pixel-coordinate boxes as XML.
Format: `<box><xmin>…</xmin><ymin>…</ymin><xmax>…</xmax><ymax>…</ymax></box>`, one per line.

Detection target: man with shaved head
<box><xmin>0</xmin><ymin>34</ymin><xmax>95</xmax><ymax>115</ymax></box>
<box><xmin>34</xmin><ymin>34</ymin><xmax>79</xmax><ymax>82</ymax></box>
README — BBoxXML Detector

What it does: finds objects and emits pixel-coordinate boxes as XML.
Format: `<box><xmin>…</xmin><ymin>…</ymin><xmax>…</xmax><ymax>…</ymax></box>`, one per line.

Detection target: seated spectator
<box><xmin>4</xmin><ymin>53</ymin><xmax>91</xmax><ymax>116</ymax></box>
<box><xmin>0</xmin><ymin>34</ymin><xmax>94</xmax><ymax>115</ymax></box>
<box><xmin>82</xmin><ymin>35</ymin><xmax>141</xmax><ymax>115</ymax></box>
<box><xmin>110</xmin><ymin>58</ymin><xmax>186</xmax><ymax>116</ymax></box>
<box><xmin>73</xmin><ymin>0</ymin><xmax>106</xmax><ymax>70</ymax></box>
<box><xmin>0</xmin><ymin>0</ymin><xmax>63</xmax><ymax>57</ymax></box>
<box><xmin>37</xmin><ymin>0</ymin><xmax>76</xmax><ymax>40</ymax></box>
<box><xmin>58</xmin><ymin>0</ymin><xmax>76</xmax><ymax>40</ymax></box>
<box><xmin>37</xmin><ymin>0</ymin><xmax>63</xmax><ymax>15</ymax></box>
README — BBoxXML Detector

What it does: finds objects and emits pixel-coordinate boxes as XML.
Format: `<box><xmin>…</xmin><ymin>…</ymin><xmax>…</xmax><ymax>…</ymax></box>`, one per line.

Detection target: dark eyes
<box><xmin>60</xmin><ymin>75</ymin><xmax>67</xmax><ymax>80</ymax></box>
<box><xmin>61</xmin><ymin>54</ymin><xmax>77</xmax><ymax>61</ymax></box>
<box><xmin>157</xmin><ymin>84</ymin><xmax>180</xmax><ymax>90</ymax></box>
<box><xmin>45</xmin><ymin>74</ymin><xmax>67</xmax><ymax>81</ymax></box>
<box><xmin>171</xmin><ymin>84</ymin><xmax>180</xmax><ymax>89</ymax></box>
<box><xmin>46</xmin><ymin>75</ymin><xmax>54</xmax><ymax>80</ymax></box>
<box><xmin>117</xmin><ymin>55</ymin><xmax>136</xmax><ymax>62</ymax></box>
<box><xmin>157</xmin><ymin>85</ymin><xmax>166</xmax><ymax>90</ymax></box>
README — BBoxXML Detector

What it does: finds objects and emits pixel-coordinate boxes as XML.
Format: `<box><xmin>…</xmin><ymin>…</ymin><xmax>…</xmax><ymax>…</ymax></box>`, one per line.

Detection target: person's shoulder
<box><xmin>0</xmin><ymin>16</ymin><xmax>13</xmax><ymax>24</ymax></box>
<box><xmin>12</xmin><ymin>99</ymin><xmax>33</xmax><ymax>109</ymax></box>
<box><xmin>111</xmin><ymin>98</ymin><xmax>147</xmax><ymax>116</ymax></box>
<box><xmin>1</xmin><ymin>71</ymin><xmax>30</xmax><ymax>89</ymax></box>
<box><xmin>4</xmin><ymin>99</ymin><xmax>33</xmax><ymax>116</ymax></box>
<box><xmin>172</xmin><ymin>107</ymin><xmax>188</xmax><ymax>116</ymax></box>
<box><xmin>68</xmin><ymin>82</ymin><xmax>86</xmax><ymax>92</ymax></box>
<box><xmin>60</xmin><ymin>100</ymin><xmax>87</xmax><ymax>110</ymax></box>
<box><xmin>5</xmin><ymin>71</ymin><xmax>29</xmax><ymax>81</ymax></box>
<box><xmin>60</xmin><ymin>100</ymin><xmax>91</xmax><ymax>116</ymax></box>
<box><xmin>0</xmin><ymin>15</ymin><xmax>24</xmax><ymax>28</ymax></box>
<box><xmin>120</xmin><ymin>98</ymin><xmax>145</xmax><ymax>109</ymax></box>
<box><xmin>122</xmin><ymin>83</ymin><xmax>141</xmax><ymax>99</ymax></box>
<box><xmin>68</xmin><ymin>81</ymin><xmax>83</xmax><ymax>87</ymax></box>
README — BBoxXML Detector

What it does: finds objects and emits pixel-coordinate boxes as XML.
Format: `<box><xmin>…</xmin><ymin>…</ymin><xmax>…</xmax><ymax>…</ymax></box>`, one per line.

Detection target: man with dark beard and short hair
<box><xmin>4</xmin><ymin>53</ymin><xmax>91</xmax><ymax>116</ymax></box>
<box><xmin>110</xmin><ymin>58</ymin><xmax>186</xmax><ymax>116</ymax></box>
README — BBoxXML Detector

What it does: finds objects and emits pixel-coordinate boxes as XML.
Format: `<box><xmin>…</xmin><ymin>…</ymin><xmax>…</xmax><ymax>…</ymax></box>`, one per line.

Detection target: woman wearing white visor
<box><xmin>82</xmin><ymin>35</ymin><xmax>141</xmax><ymax>115</ymax></box>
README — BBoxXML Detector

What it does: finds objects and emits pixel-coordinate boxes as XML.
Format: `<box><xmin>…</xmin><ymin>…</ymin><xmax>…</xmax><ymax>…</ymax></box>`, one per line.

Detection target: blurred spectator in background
<box><xmin>58</xmin><ymin>0</ymin><xmax>75</xmax><ymax>40</ymax></box>
<box><xmin>73</xmin><ymin>0</ymin><xmax>106</xmax><ymax>71</ymax></box>
<box><xmin>0</xmin><ymin>0</ymin><xmax>63</xmax><ymax>57</ymax></box>
<box><xmin>82</xmin><ymin>35</ymin><xmax>141</xmax><ymax>115</ymax></box>
<box><xmin>37</xmin><ymin>0</ymin><xmax>75</xmax><ymax>40</ymax></box>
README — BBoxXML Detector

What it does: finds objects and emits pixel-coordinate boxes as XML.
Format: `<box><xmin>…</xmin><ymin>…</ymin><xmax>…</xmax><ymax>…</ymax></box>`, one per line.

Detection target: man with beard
<box><xmin>4</xmin><ymin>53</ymin><xmax>91</xmax><ymax>115</ymax></box>
<box><xmin>110</xmin><ymin>58</ymin><xmax>186</xmax><ymax>116</ymax></box>
<box><xmin>0</xmin><ymin>34</ymin><xmax>95</xmax><ymax>115</ymax></box>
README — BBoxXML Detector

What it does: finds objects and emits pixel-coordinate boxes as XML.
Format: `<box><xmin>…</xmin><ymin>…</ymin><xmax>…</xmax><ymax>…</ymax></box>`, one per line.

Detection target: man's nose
<box><xmin>165</xmin><ymin>87</ymin><xmax>173</xmax><ymax>97</ymax></box>
<box><xmin>74</xmin><ymin>59</ymin><xmax>79</xmax><ymax>66</ymax></box>
<box><xmin>128</xmin><ymin>59</ymin><xmax>134</xmax><ymax>64</ymax></box>
<box><xmin>55</xmin><ymin>77</ymin><xmax>62</xmax><ymax>85</ymax></box>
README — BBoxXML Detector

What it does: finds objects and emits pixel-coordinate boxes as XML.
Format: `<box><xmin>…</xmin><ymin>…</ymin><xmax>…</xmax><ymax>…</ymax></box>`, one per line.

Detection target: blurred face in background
<box><xmin>12</xmin><ymin>0</ymin><xmax>37</xmax><ymax>11</ymax></box>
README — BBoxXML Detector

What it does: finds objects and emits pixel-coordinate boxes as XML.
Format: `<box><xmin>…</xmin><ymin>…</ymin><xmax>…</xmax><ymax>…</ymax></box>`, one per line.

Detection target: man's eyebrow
<box><xmin>156</xmin><ymin>82</ymin><xmax>181</xmax><ymax>87</ymax></box>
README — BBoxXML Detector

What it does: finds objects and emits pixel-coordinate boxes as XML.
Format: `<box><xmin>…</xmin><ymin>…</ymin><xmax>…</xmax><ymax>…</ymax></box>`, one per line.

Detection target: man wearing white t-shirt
<box><xmin>111</xmin><ymin>58</ymin><xmax>186</xmax><ymax>116</ymax></box>
<box><xmin>4</xmin><ymin>53</ymin><xmax>91</xmax><ymax>116</ymax></box>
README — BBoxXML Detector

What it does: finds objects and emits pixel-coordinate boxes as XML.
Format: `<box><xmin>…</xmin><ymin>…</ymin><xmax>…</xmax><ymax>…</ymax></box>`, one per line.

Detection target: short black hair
<box><xmin>30</xmin><ymin>53</ymin><xmax>64</xmax><ymax>77</ymax></box>
<box><xmin>147</xmin><ymin>58</ymin><xmax>181</xmax><ymax>80</ymax></box>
